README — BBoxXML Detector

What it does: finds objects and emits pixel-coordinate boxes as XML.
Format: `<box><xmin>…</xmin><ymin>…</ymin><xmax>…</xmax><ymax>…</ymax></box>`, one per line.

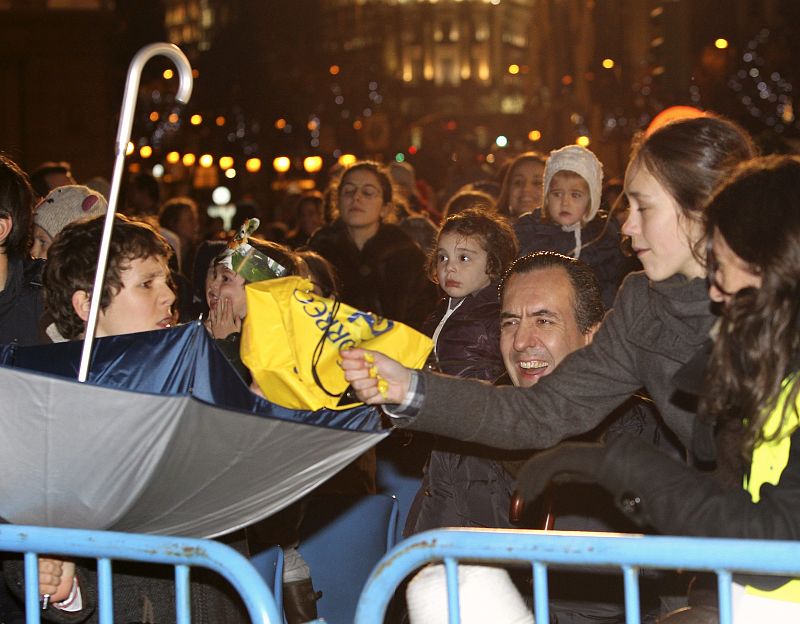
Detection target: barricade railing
<box><xmin>355</xmin><ymin>528</ymin><xmax>800</xmax><ymax>624</ymax></box>
<box><xmin>0</xmin><ymin>524</ymin><xmax>283</xmax><ymax>624</ymax></box>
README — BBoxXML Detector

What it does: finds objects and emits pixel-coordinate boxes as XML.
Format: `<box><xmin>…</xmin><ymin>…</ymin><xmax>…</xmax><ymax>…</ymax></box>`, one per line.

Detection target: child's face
<box><xmin>96</xmin><ymin>255</ymin><xmax>175</xmax><ymax>337</ymax></box>
<box><xmin>622</xmin><ymin>161</ymin><xmax>705</xmax><ymax>281</ymax></box>
<box><xmin>206</xmin><ymin>263</ymin><xmax>248</xmax><ymax>321</ymax></box>
<box><xmin>31</xmin><ymin>225</ymin><xmax>53</xmax><ymax>259</ymax></box>
<box><xmin>508</xmin><ymin>160</ymin><xmax>545</xmax><ymax>217</ymax></box>
<box><xmin>435</xmin><ymin>232</ymin><xmax>491</xmax><ymax>301</ymax></box>
<box><xmin>546</xmin><ymin>171</ymin><xmax>591</xmax><ymax>227</ymax></box>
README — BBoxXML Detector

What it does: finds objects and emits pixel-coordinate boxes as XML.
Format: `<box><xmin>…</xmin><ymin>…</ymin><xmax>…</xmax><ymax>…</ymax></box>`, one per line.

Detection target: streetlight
<box><xmin>272</xmin><ymin>156</ymin><xmax>291</xmax><ymax>173</ymax></box>
<box><xmin>303</xmin><ymin>156</ymin><xmax>323</xmax><ymax>174</ymax></box>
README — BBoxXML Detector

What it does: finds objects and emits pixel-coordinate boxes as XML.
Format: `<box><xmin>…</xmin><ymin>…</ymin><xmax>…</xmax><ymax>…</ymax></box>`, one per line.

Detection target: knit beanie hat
<box><xmin>543</xmin><ymin>145</ymin><xmax>604</xmax><ymax>223</ymax></box>
<box><xmin>34</xmin><ymin>185</ymin><xmax>108</xmax><ymax>238</ymax></box>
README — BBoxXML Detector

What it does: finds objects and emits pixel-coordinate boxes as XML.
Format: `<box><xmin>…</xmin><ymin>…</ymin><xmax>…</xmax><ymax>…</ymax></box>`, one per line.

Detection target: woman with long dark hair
<box><xmin>515</xmin><ymin>155</ymin><xmax>800</xmax><ymax>620</ymax></box>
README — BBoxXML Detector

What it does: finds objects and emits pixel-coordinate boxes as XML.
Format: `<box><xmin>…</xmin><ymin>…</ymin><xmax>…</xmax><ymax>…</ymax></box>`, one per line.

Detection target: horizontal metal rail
<box><xmin>0</xmin><ymin>524</ymin><xmax>282</xmax><ymax>624</ymax></box>
<box><xmin>356</xmin><ymin>528</ymin><xmax>800</xmax><ymax>624</ymax></box>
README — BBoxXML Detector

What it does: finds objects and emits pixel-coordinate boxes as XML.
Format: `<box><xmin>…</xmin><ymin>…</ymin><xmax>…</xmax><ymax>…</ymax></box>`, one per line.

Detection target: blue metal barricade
<box><xmin>355</xmin><ymin>528</ymin><xmax>800</xmax><ymax>624</ymax></box>
<box><xmin>0</xmin><ymin>524</ymin><xmax>283</xmax><ymax>624</ymax></box>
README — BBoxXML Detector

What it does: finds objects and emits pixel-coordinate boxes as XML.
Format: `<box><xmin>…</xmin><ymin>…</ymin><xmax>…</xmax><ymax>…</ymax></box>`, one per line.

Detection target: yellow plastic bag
<box><xmin>241</xmin><ymin>276</ymin><xmax>433</xmax><ymax>410</ymax></box>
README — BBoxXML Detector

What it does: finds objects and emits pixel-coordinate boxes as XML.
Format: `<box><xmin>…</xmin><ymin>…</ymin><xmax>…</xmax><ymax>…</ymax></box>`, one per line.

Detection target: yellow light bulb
<box><xmin>272</xmin><ymin>157</ymin><xmax>290</xmax><ymax>173</ymax></box>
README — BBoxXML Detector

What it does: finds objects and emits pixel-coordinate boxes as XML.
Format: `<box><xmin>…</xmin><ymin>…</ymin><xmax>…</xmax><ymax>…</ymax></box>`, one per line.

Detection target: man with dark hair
<box><xmin>407</xmin><ymin>252</ymin><xmax>606</xmax><ymax>535</ymax></box>
<box><xmin>497</xmin><ymin>251</ymin><xmax>605</xmax><ymax>389</ymax></box>
<box><xmin>0</xmin><ymin>154</ymin><xmax>45</xmax><ymax>345</ymax></box>
<box><xmin>406</xmin><ymin>252</ymin><xmax>673</xmax><ymax>621</ymax></box>
<box><xmin>29</xmin><ymin>161</ymin><xmax>76</xmax><ymax>200</ymax></box>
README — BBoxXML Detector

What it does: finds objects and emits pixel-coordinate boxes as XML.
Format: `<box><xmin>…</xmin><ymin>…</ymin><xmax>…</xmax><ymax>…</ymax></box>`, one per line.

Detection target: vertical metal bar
<box><xmin>444</xmin><ymin>557</ymin><xmax>461</xmax><ymax>624</ymax></box>
<box><xmin>622</xmin><ymin>565</ymin><xmax>641</xmax><ymax>624</ymax></box>
<box><xmin>97</xmin><ymin>557</ymin><xmax>114</xmax><ymax>624</ymax></box>
<box><xmin>533</xmin><ymin>561</ymin><xmax>549</xmax><ymax>624</ymax></box>
<box><xmin>717</xmin><ymin>570</ymin><xmax>733</xmax><ymax>624</ymax></box>
<box><xmin>24</xmin><ymin>552</ymin><xmax>41</xmax><ymax>624</ymax></box>
<box><xmin>175</xmin><ymin>564</ymin><xmax>191</xmax><ymax>624</ymax></box>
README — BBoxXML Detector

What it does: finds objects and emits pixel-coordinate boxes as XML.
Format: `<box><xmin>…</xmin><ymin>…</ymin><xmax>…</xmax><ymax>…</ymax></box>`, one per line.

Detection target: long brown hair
<box><xmin>700</xmin><ymin>155</ymin><xmax>800</xmax><ymax>457</ymax></box>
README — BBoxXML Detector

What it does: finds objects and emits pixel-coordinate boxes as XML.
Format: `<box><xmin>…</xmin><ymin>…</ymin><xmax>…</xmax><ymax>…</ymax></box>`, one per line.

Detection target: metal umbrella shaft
<box><xmin>78</xmin><ymin>43</ymin><xmax>193</xmax><ymax>382</ymax></box>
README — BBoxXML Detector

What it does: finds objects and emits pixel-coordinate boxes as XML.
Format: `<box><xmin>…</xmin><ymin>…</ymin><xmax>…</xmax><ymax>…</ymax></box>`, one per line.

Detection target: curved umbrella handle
<box><xmin>78</xmin><ymin>43</ymin><xmax>193</xmax><ymax>382</ymax></box>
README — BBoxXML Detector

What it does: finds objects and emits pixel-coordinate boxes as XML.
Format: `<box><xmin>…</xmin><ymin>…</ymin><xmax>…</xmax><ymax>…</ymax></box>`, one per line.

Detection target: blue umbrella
<box><xmin>0</xmin><ymin>322</ymin><xmax>388</xmax><ymax>537</ymax></box>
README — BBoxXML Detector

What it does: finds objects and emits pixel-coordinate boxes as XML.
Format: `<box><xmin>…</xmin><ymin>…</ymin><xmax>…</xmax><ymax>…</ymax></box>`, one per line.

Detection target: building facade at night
<box><xmin>315</xmin><ymin>0</ymin><xmax>791</xmax><ymax>174</ymax></box>
<box><xmin>0</xmin><ymin>0</ymin><xmax>796</xmax><ymax>189</ymax></box>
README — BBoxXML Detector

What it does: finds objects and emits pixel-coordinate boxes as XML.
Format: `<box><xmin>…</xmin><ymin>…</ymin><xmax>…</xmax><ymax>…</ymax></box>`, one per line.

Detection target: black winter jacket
<box><xmin>0</xmin><ymin>257</ymin><xmax>45</xmax><ymax>346</ymax></box>
<box><xmin>514</xmin><ymin>213</ymin><xmax>625</xmax><ymax>309</ymax></box>
<box><xmin>422</xmin><ymin>282</ymin><xmax>505</xmax><ymax>381</ymax></box>
<box><xmin>309</xmin><ymin>221</ymin><xmax>437</xmax><ymax>330</ymax></box>
<box><xmin>599</xmin><ymin>425</ymin><xmax>800</xmax><ymax>541</ymax></box>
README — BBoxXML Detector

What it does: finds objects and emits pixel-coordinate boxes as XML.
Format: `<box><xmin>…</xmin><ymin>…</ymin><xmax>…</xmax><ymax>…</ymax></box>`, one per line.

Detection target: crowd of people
<box><xmin>0</xmin><ymin>111</ymin><xmax>799</xmax><ymax>623</ymax></box>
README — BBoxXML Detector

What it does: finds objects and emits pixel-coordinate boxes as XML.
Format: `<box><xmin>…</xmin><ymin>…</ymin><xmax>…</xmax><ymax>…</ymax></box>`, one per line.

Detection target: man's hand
<box><xmin>39</xmin><ymin>558</ymin><xmax>75</xmax><ymax>603</ymax></box>
<box><xmin>340</xmin><ymin>348</ymin><xmax>411</xmax><ymax>405</ymax></box>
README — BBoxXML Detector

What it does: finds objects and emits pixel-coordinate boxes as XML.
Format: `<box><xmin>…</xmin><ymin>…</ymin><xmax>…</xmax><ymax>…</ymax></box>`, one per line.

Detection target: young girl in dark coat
<box><xmin>513</xmin><ymin>145</ymin><xmax>625</xmax><ymax>309</ymax></box>
<box><xmin>406</xmin><ymin>208</ymin><xmax>518</xmax><ymax>534</ymax></box>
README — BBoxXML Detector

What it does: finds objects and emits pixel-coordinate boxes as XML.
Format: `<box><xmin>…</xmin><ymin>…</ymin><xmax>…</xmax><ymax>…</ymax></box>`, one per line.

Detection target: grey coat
<box><xmin>400</xmin><ymin>272</ymin><xmax>714</xmax><ymax>451</ymax></box>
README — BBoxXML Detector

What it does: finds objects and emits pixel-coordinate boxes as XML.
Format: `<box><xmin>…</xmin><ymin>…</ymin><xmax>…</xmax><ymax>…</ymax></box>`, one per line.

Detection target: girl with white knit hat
<box><xmin>514</xmin><ymin>145</ymin><xmax>625</xmax><ymax>309</ymax></box>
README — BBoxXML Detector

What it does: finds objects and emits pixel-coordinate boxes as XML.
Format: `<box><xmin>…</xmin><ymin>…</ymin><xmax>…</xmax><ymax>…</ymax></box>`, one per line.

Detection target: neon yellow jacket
<box><xmin>744</xmin><ymin>375</ymin><xmax>800</xmax><ymax>601</ymax></box>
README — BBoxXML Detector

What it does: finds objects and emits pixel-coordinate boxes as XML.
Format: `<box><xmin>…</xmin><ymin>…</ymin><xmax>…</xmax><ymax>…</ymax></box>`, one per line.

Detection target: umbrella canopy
<box><xmin>0</xmin><ymin>322</ymin><xmax>388</xmax><ymax>537</ymax></box>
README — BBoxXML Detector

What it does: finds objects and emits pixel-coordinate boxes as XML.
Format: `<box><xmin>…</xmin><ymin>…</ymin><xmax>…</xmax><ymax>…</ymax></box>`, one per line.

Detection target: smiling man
<box><xmin>406</xmin><ymin>252</ymin><xmax>606</xmax><ymax>536</ymax></box>
<box><xmin>500</xmin><ymin>252</ymin><xmax>602</xmax><ymax>389</ymax></box>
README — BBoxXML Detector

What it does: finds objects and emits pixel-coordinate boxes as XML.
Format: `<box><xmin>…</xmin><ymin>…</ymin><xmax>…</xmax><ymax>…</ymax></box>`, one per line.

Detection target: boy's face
<box><xmin>96</xmin><ymin>255</ymin><xmax>175</xmax><ymax>337</ymax></box>
<box><xmin>546</xmin><ymin>171</ymin><xmax>591</xmax><ymax>227</ymax></box>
